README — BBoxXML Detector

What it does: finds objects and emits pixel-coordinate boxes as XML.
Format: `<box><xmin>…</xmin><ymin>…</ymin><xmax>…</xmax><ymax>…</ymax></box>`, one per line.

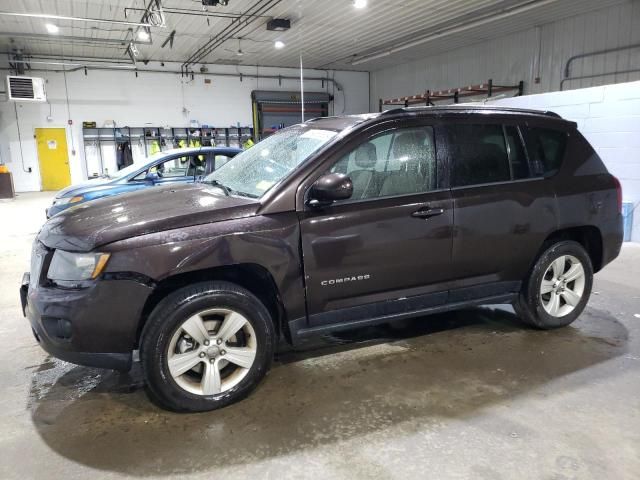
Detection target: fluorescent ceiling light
<box><xmin>353</xmin><ymin>0</ymin><xmax>367</xmax><ymax>8</ymax></box>
<box><xmin>45</xmin><ymin>23</ymin><xmax>59</xmax><ymax>34</ymax></box>
<box><xmin>274</xmin><ymin>40</ymin><xmax>285</xmax><ymax>50</ymax></box>
<box><xmin>137</xmin><ymin>29</ymin><xmax>150</xmax><ymax>41</ymax></box>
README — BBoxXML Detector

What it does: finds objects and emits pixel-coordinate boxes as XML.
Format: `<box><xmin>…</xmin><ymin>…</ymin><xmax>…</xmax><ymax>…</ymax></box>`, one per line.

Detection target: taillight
<box><xmin>613</xmin><ymin>176</ymin><xmax>623</xmax><ymax>213</ymax></box>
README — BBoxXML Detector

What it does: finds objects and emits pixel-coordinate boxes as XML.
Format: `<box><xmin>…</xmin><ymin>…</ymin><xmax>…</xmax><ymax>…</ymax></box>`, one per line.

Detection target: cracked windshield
<box><xmin>204</xmin><ymin>125</ymin><xmax>338</xmax><ymax>198</ymax></box>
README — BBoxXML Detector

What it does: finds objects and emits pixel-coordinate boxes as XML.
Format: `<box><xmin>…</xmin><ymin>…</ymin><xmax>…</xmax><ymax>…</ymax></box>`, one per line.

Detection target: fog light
<box><xmin>42</xmin><ymin>317</ymin><xmax>72</xmax><ymax>340</ymax></box>
<box><xmin>56</xmin><ymin>319</ymin><xmax>72</xmax><ymax>339</ymax></box>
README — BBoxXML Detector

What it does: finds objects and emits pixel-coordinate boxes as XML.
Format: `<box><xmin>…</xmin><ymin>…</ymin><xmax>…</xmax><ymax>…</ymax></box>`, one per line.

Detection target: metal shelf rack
<box><xmin>82</xmin><ymin>125</ymin><xmax>254</xmax><ymax>177</ymax></box>
<box><xmin>379</xmin><ymin>79</ymin><xmax>524</xmax><ymax>111</ymax></box>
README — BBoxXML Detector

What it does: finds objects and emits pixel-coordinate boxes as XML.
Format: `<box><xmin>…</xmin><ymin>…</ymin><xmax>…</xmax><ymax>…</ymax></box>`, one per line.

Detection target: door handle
<box><xmin>411</xmin><ymin>207</ymin><xmax>445</xmax><ymax>219</ymax></box>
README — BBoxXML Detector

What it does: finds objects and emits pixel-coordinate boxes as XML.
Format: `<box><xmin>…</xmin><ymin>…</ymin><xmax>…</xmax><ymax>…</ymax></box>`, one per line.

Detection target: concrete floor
<box><xmin>1</xmin><ymin>192</ymin><xmax>639</xmax><ymax>479</ymax></box>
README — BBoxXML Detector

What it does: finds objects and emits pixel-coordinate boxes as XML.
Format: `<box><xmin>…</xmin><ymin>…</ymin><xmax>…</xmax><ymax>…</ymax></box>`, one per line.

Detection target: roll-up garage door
<box><xmin>252</xmin><ymin>90</ymin><xmax>332</xmax><ymax>140</ymax></box>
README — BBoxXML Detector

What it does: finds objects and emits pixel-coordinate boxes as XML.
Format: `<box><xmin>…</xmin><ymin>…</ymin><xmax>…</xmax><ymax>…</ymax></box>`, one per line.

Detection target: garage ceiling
<box><xmin>0</xmin><ymin>0</ymin><xmax>628</xmax><ymax>72</ymax></box>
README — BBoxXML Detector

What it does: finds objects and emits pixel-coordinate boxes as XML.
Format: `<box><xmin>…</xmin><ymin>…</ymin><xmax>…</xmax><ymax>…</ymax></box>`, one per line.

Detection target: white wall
<box><xmin>0</xmin><ymin>62</ymin><xmax>369</xmax><ymax>192</ymax></box>
<box><xmin>370</xmin><ymin>0</ymin><xmax>640</xmax><ymax>110</ymax></box>
<box><xmin>487</xmin><ymin>80</ymin><xmax>640</xmax><ymax>242</ymax></box>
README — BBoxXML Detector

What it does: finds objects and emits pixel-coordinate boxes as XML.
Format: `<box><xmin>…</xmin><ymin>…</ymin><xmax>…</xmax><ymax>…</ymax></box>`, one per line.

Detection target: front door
<box><xmin>35</xmin><ymin>128</ymin><xmax>71</xmax><ymax>191</ymax></box>
<box><xmin>299</xmin><ymin>123</ymin><xmax>454</xmax><ymax>327</ymax></box>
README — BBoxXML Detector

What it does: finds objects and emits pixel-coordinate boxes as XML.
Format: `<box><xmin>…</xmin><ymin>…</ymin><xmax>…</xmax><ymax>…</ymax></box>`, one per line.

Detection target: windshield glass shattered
<box><xmin>204</xmin><ymin>125</ymin><xmax>338</xmax><ymax>198</ymax></box>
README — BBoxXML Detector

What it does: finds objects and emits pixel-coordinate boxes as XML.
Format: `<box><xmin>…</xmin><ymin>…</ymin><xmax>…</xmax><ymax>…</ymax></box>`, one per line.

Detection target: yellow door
<box><xmin>35</xmin><ymin>128</ymin><xmax>71</xmax><ymax>191</ymax></box>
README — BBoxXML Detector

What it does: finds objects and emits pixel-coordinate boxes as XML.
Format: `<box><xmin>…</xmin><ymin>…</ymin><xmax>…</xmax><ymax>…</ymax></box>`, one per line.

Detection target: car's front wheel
<box><xmin>514</xmin><ymin>240</ymin><xmax>593</xmax><ymax>329</ymax></box>
<box><xmin>141</xmin><ymin>281</ymin><xmax>275</xmax><ymax>412</ymax></box>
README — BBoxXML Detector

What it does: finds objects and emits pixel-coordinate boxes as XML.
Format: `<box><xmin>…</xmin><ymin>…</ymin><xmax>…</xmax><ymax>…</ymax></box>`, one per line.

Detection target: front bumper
<box><xmin>600</xmin><ymin>212</ymin><xmax>624</xmax><ymax>271</ymax></box>
<box><xmin>21</xmin><ymin>272</ymin><xmax>153</xmax><ymax>371</ymax></box>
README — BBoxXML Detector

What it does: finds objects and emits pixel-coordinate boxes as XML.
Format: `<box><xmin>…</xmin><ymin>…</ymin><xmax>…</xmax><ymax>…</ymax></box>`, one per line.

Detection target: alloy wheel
<box><xmin>167</xmin><ymin>308</ymin><xmax>257</xmax><ymax>396</ymax></box>
<box><xmin>539</xmin><ymin>255</ymin><xmax>586</xmax><ymax>318</ymax></box>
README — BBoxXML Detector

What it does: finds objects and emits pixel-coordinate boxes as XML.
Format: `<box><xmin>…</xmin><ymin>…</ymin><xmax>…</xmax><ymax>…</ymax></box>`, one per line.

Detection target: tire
<box><xmin>514</xmin><ymin>240</ymin><xmax>593</xmax><ymax>329</ymax></box>
<box><xmin>140</xmin><ymin>281</ymin><xmax>275</xmax><ymax>412</ymax></box>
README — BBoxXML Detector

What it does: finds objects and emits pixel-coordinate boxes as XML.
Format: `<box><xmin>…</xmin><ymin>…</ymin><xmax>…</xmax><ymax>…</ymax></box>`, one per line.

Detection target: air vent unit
<box><xmin>267</xmin><ymin>18</ymin><xmax>290</xmax><ymax>31</ymax></box>
<box><xmin>6</xmin><ymin>76</ymin><xmax>46</xmax><ymax>102</ymax></box>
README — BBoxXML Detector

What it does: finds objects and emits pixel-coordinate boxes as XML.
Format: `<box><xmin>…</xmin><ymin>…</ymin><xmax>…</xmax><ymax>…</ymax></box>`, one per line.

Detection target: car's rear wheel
<box><xmin>514</xmin><ymin>240</ymin><xmax>593</xmax><ymax>329</ymax></box>
<box><xmin>141</xmin><ymin>281</ymin><xmax>275</xmax><ymax>412</ymax></box>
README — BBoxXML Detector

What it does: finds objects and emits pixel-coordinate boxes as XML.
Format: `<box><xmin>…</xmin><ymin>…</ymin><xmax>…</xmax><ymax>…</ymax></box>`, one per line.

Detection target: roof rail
<box><xmin>379</xmin><ymin>105</ymin><xmax>563</xmax><ymax>119</ymax></box>
<box><xmin>379</xmin><ymin>107</ymin><xmax>407</xmax><ymax>116</ymax></box>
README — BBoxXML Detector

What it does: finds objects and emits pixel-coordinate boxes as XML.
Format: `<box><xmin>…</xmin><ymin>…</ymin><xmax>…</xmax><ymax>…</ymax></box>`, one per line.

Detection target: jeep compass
<box><xmin>21</xmin><ymin>106</ymin><xmax>623</xmax><ymax>412</ymax></box>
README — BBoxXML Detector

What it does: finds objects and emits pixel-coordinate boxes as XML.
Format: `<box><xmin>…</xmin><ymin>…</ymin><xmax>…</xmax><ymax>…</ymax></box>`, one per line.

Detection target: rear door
<box><xmin>298</xmin><ymin>119</ymin><xmax>455</xmax><ymax>327</ymax></box>
<box><xmin>443</xmin><ymin>119</ymin><xmax>558</xmax><ymax>299</ymax></box>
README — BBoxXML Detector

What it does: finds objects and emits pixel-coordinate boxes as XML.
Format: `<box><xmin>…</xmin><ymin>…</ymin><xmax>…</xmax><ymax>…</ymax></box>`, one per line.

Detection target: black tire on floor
<box><xmin>140</xmin><ymin>281</ymin><xmax>275</xmax><ymax>412</ymax></box>
<box><xmin>514</xmin><ymin>240</ymin><xmax>594</xmax><ymax>329</ymax></box>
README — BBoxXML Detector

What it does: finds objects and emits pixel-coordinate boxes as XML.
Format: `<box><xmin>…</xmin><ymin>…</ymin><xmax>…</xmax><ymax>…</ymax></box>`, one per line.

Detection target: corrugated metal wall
<box><xmin>370</xmin><ymin>1</ymin><xmax>640</xmax><ymax>110</ymax></box>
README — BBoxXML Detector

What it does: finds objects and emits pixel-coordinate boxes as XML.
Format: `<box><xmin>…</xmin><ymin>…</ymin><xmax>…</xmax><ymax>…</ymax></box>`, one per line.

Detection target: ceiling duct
<box><xmin>266</xmin><ymin>18</ymin><xmax>290</xmax><ymax>31</ymax></box>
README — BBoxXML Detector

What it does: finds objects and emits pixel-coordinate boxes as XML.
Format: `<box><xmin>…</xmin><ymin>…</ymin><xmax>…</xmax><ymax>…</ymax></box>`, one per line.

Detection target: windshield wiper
<box><xmin>203</xmin><ymin>179</ymin><xmax>231</xmax><ymax>196</ymax></box>
<box><xmin>234</xmin><ymin>190</ymin><xmax>259</xmax><ymax>199</ymax></box>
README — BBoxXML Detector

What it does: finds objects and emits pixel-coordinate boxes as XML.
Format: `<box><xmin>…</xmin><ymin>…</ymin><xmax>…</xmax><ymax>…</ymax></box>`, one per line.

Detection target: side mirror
<box><xmin>307</xmin><ymin>173</ymin><xmax>353</xmax><ymax>207</ymax></box>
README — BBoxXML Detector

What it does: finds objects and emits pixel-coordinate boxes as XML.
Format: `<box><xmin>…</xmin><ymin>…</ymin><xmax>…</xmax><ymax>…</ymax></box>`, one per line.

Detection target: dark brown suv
<box><xmin>21</xmin><ymin>106</ymin><xmax>623</xmax><ymax>412</ymax></box>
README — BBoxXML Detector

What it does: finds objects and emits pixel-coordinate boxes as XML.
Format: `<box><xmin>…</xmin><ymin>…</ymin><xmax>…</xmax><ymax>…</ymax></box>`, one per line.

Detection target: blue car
<box><xmin>46</xmin><ymin>146</ymin><xmax>242</xmax><ymax>218</ymax></box>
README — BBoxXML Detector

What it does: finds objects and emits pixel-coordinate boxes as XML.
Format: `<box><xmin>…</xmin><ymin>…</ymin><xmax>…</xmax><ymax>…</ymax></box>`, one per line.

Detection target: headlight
<box><xmin>47</xmin><ymin>250</ymin><xmax>111</xmax><ymax>282</ymax></box>
<box><xmin>53</xmin><ymin>195</ymin><xmax>84</xmax><ymax>206</ymax></box>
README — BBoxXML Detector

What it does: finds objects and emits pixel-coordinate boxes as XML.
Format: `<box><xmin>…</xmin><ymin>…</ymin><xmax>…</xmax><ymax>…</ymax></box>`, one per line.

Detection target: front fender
<box><xmin>102</xmin><ymin>212</ymin><xmax>306</xmax><ymax>322</ymax></box>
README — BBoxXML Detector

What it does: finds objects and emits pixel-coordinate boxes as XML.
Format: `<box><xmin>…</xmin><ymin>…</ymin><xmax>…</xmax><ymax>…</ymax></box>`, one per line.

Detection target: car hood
<box><xmin>55</xmin><ymin>177</ymin><xmax>115</xmax><ymax>198</ymax></box>
<box><xmin>39</xmin><ymin>183</ymin><xmax>259</xmax><ymax>251</ymax></box>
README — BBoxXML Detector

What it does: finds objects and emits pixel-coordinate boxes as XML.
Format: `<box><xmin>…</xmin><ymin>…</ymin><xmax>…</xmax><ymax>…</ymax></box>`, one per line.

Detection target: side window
<box><xmin>214</xmin><ymin>155</ymin><xmax>232</xmax><ymax>170</ymax></box>
<box><xmin>331</xmin><ymin>133</ymin><xmax>392</xmax><ymax>176</ymax></box>
<box><xmin>187</xmin><ymin>155</ymin><xmax>207</xmax><ymax>177</ymax></box>
<box><xmin>329</xmin><ymin>126</ymin><xmax>437</xmax><ymax>201</ymax></box>
<box><xmin>150</xmin><ymin>156</ymin><xmax>191</xmax><ymax>178</ymax></box>
<box><xmin>447</xmin><ymin>124</ymin><xmax>510</xmax><ymax>187</ymax></box>
<box><xmin>132</xmin><ymin>170</ymin><xmax>147</xmax><ymax>181</ymax></box>
<box><xmin>524</xmin><ymin>128</ymin><xmax>568</xmax><ymax>177</ymax></box>
<box><xmin>504</xmin><ymin>126</ymin><xmax>529</xmax><ymax>180</ymax></box>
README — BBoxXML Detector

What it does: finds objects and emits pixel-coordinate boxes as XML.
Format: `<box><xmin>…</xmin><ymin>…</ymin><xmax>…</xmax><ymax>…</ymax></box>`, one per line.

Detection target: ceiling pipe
<box><xmin>5</xmin><ymin>53</ymin><xmax>139</xmax><ymax>65</ymax></box>
<box><xmin>8</xmin><ymin>59</ymin><xmax>137</xmax><ymax>70</ymax></box>
<box><xmin>1</xmin><ymin>52</ymin><xmax>342</xmax><ymax>74</ymax></box>
<box><xmin>182</xmin><ymin>0</ymin><xmax>281</xmax><ymax>72</ymax></box>
<box><xmin>351</xmin><ymin>0</ymin><xmax>559</xmax><ymax>66</ymax></box>
<box><xmin>182</xmin><ymin>0</ymin><xmax>276</xmax><ymax>69</ymax></box>
<box><xmin>0</xmin><ymin>31</ymin><xmax>152</xmax><ymax>45</ymax></box>
<box><xmin>0</xmin><ymin>11</ymin><xmax>164</xmax><ymax>28</ymax></box>
<box><xmin>3</xmin><ymin>63</ymin><xmax>342</xmax><ymax>90</ymax></box>
<box><xmin>125</xmin><ymin>6</ymin><xmax>272</xmax><ymax>19</ymax></box>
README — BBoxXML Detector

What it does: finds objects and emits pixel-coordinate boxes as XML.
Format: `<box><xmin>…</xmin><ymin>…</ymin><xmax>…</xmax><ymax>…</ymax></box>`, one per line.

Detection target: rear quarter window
<box><xmin>524</xmin><ymin>128</ymin><xmax>568</xmax><ymax>177</ymax></box>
